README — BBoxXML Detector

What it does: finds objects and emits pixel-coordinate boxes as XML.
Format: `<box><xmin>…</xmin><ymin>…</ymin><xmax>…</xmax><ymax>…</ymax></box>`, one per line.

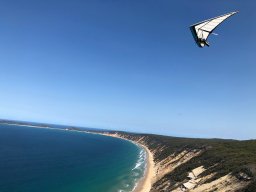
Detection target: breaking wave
<box><xmin>115</xmin><ymin>145</ymin><xmax>147</xmax><ymax>192</ymax></box>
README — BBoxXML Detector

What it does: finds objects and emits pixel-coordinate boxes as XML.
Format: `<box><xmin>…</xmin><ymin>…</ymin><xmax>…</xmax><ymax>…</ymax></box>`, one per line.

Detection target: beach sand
<box><xmin>98</xmin><ymin>133</ymin><xmax>155</xmax><ymax>192</ymax></box>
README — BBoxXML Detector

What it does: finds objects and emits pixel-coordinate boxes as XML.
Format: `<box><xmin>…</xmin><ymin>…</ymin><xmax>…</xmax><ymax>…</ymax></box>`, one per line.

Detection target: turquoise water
<box><xmin>0</xmin><ymin>124</ymin><xmax>146</xmax><ymax>192</ymax></box>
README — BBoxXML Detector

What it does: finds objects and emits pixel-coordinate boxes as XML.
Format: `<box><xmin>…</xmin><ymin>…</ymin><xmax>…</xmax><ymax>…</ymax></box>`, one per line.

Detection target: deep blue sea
<box><xmin>0</xmin><ymin>124</ymin><xmax>146</xmax><ymax>192</ymax></box>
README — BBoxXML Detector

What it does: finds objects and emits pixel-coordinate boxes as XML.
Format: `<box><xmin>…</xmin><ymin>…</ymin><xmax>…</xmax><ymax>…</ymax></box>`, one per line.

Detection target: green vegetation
<box><xmin>2</xmin><ymin>119</ymin><xmax>255</xmax><ymax>191</ymax></box>
<box><xmin>105</xmin><ymin>131</ymin><xmax>256</xmax><ymax>191</ymax></box>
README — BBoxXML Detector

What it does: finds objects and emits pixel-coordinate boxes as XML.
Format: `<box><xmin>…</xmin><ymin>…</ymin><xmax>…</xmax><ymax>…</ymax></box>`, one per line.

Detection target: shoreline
<box><xmin>98</xmin><ymin>133</ymin><xmax>155</xmax><ymax>192</ymax></box>
<box><xmin>2</xmin><ymin>123</ymin><xmax>253</xmax><ymax>191</ymax></box>
<box><xmin>2</xmin><ymin>123</ymin><xmax>155</xmax><ymax>192</ymax></box>
<box><xmin>133</xmin><ymin>142</ymin><xmax>155</xmax><ymax>192</ymax></box>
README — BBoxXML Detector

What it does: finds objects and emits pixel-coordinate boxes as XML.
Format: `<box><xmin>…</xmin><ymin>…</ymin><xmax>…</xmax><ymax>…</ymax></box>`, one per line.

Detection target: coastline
<box><xmin>133</xmin><ymin>142</ymin><xmax>154</xmax><ymax>192</ymax></box>
<box><xmin>0</xmin><ymin>123</ymin><xmax>156</xmax><ymax>191</ymax></box>
<box><xmin>97</xmin><ymin>133</ymin><xmax>155</xmax><ymax>192</ymax></box>
<box><xmin>2</xmin><ymin>123</ymin><xmax>254</xmax><ymax>191</ymax></box>
<box><xmin>0</xmin><ymin>124</ymin><xmax>155</xmax><ymax>192</ymax></box>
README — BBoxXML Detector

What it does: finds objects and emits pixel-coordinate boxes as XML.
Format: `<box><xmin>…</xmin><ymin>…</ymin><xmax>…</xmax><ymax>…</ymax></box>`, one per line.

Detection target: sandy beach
<box><xmin>97</xmin><ymin>133</ymin><xmax>155</xmax><ymax>192</ymax></box>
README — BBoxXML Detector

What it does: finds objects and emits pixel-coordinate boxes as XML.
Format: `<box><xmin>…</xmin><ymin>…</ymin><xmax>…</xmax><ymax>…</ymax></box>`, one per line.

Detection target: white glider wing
<box><xmin>190</xmin><ymin>11</ymin><xmax>238</xmax><ymax>47</ymax></box>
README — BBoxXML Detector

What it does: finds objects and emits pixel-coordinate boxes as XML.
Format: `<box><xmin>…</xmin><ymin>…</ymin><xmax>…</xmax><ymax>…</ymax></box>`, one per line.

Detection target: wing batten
<box><xmin>190</xmin><ymin>11</ymin><xmax>238</xmax><ymax>47</ymax></box>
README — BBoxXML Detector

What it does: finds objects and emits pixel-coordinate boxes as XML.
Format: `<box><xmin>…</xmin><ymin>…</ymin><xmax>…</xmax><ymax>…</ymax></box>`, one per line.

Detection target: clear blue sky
<box><xmin>0</xmin><ymin>0</ymin><xmax>255</xmax><ymax>139</ymax></box>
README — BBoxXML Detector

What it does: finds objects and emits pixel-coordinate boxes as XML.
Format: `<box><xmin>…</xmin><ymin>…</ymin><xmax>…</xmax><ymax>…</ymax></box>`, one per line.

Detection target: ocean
<box><xmin>0</xmin><ymin>124</ymin><xmax>146</xmax><ymax>192</ymax></box>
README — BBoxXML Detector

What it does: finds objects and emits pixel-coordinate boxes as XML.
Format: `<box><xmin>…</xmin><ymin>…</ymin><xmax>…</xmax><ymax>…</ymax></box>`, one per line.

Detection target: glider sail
<box><xmin>190</xmin><ymin>11</ymin><xmax>238</xmax><ymax>47</ymax></box>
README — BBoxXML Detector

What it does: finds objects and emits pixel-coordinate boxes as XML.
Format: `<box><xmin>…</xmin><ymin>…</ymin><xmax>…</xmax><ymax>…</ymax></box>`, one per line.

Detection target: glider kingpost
<box><xmin>190</xmin><ymin>11</ymin><xmax>238</xmax><ymax>48</ymax></box>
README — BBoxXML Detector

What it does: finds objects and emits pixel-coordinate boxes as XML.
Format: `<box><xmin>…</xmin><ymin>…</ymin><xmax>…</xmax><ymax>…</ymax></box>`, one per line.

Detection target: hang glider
<box><xmin>190</xmin><ymin>11</ymin><xmax>238</xmax><ymax>48</ymax></box>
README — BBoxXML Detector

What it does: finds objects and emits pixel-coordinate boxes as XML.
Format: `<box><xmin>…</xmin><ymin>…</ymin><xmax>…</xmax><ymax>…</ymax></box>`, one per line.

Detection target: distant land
<box><xmin>0</xmin><ymin>119</ymin><xmax>51</xmax><ymax>128</ymax></box>
<box><xmin>0</xmin><ymin>119</ymin><xmax>104</xmax><ymax>132</ymax></box>
<box><xmin>1</xmin><ymin>119</ymin><xmax>255</xmax><ymax>191</ymax></box>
